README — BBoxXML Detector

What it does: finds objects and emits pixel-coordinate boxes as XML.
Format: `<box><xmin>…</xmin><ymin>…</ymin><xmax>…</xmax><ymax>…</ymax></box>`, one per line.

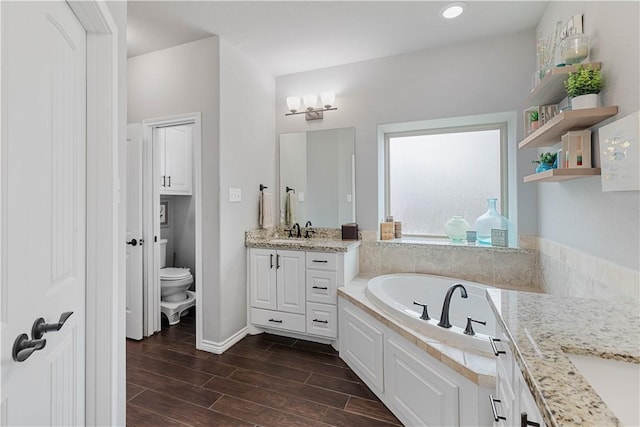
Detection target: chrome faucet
<box><xmin>437</xmin><ymin>283</ymin><xmax>468</xmax><ymax>328</ymax></box>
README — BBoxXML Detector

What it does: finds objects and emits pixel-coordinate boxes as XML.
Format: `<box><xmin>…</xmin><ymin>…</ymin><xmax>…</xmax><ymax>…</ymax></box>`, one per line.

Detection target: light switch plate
<box><xmin>229</xmin><ymin>187</ymin><xmax>242</xmax><ymax>202</ymax></box>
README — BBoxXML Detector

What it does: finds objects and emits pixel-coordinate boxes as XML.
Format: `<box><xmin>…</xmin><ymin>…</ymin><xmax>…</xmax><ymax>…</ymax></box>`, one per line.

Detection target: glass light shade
<box><xmin>286</xmin><ymin>96</ymin><xmax>300</xmax><ymax>113</ymax></box>
<box><xmin>303</xmin><ymin>94</ymin><xmax>317</xmax><ymax>110</ymax></box>
<box><xmin>320</xmin><ymin>91</ymin><xmax>335</xmax><ymax>108</ymax></box>
<box><xmin>441</xmin><ymin>3</ymin><xmax>465</xmax><ymax>19</ymax></box>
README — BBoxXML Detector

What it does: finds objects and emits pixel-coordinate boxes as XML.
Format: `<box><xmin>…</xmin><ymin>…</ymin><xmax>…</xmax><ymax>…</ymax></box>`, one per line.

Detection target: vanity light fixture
<box><xmin>441</xmin><ymin>2</ymin><xmax>466</xmax><ymax>19</ymax></box>
<box><xmin>285</xmin><ymin>91</ymin><xmax>338</xmax><ymax>121</ymax></box>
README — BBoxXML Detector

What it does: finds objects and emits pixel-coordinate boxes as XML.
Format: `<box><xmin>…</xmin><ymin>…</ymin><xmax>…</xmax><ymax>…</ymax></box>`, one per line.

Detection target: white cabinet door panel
<box><xmin>249</xmin><ymin>249</ymin><xmax>277</xmax><ymax>310</ymax></box>
<box><xmin>276</xmin><ymin>250</ymin><xmax>305</xmax><ymax>314</ymax></box>
<box><xmin>306</xmin><ymin>270</ymin><xmax>337</xmax><ymax>304</ymax></box>
<box><xmin>306</xmin><ymin>302</ymin><xmax>337</xmax><ymax>338</ymax></box>
<box><xmin>385</xmin><ymin>337</ymin><xmax>460</xmax><ymax>427</ymax></box>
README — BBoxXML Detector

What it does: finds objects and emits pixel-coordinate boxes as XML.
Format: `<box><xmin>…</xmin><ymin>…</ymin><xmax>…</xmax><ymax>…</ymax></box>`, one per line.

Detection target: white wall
<box><xmin>276</xmin><ymin>30</ymin><xmax>538</xmax><ymax>237</ymax></box>
<box><xmin>218</xmin><ymin>38</ymin><xmax>275</xmax><ymax>342</ymax></box>
<box><xmin>128</xmin><ymin>37</ymin><xmax>222</xmax><ymax>342</ymax></box>
<box><xmin>536</xmin><ymin>2</ymin><xmax>639</xmax><ymax>271</ymax></box>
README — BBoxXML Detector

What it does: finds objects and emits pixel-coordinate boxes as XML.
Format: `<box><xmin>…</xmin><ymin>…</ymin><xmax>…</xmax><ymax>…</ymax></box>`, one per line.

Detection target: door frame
<box><xmin>142</xmin><ymin>113</ymin><xmax>203</xmax><ymax>343</ymax></box>
<box><xmin>0</xmin><ymin>1</ymin><xmax>123</xmax><ymax>425</ymax></box>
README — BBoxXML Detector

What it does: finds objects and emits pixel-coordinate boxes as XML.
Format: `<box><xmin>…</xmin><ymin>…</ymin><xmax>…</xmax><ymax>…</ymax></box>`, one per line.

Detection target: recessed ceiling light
<box><xmin>441</xmin><ymin>2</ymin><xmax>466</xmax><ymax>19</ymax></box>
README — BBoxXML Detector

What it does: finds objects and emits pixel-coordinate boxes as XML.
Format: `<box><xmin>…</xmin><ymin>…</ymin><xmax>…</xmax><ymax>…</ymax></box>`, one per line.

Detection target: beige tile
<box><xmin>450</xmin><ymin>247</ymin><xmax>494</xmax><ymax>285</ymax></box>
<box><xmin>493</xmin><ymin>251</ymin><xmax>537</xmax><ymax>289</ymax></box>
<box><xmin>361</xmin><ymin>230</ymin><xmax>378</xmax><ymax>242</ymax></box>
<box><xmin>415</xmin><ymin>246</ymin><xmax>453</xmax><ymax>277</ymax></box>
<box><xmin>380</xmin><ymin>244</ymin><xmax>415</xmax><ymax>274</ymax></box>
<box><xmin>358</xmin><ymin>242</ymin><xmax>380</xmax><ymax>275</ymax></box>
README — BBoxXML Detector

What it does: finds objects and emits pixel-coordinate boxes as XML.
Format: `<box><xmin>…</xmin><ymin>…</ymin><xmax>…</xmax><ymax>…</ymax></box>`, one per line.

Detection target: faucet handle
<box><xmin>463</xmin><ymin>317</ymin><xmax>486</xmax><ymax>336</ymax></box>
<box><xmin>413</xmin><ymin>301</ymin><xmax>430</xmax><ymax>320</ymax></box>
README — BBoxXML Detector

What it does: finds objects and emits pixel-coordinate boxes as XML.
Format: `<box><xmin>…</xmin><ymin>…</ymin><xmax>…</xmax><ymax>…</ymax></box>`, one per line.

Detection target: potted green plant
<box><xmin>529</xmin><ymin>110</ymin><xmax>539</xmax><ymax>131</ymax></box>
<box><xmin>532</xmin><ymin>152</ymin><xmax>557</xmax><ymax>173</ymax></box>
<box><xmin>564</xmin><ymin>65</ymin><xmax>603</xmax><ymax>109</ymax></box>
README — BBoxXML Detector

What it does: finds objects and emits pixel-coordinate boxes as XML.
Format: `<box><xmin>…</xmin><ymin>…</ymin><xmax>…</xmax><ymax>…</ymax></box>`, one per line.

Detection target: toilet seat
<box><xmin>160</xmin><ymin>267</ymin><xmax>192</xmax><ymax>280</ymax></box>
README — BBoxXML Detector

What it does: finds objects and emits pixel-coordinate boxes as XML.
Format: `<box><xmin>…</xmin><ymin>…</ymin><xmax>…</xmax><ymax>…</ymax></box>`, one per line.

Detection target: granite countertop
<box><xmin>339</xmin><ymin>276</ymin><xmax>497</xmax><ymax>388</ymax></box>
<box><xmin>486</xmin><ymin>288</ymin><xmax>640</xmax><ymax>427</ymax></box>
<box><xmin>245</xmin><ymin>227</ymin><xmax>361</xmax><ymax>253</ymax></box>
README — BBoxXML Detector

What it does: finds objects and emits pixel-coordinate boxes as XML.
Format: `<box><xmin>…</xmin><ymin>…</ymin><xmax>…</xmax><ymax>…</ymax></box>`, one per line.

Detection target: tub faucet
<box><xmin>438</xmin><ymin>283</ymin><xmax>468</xmax><ymax>329</ymax></box>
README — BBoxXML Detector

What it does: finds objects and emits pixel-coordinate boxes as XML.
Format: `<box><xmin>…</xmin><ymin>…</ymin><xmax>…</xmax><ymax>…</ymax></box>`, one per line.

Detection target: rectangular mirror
<box><xmin>280</xmin><ymin>127</ymin><xmax>355</xmax><ymax>228</ymax></box>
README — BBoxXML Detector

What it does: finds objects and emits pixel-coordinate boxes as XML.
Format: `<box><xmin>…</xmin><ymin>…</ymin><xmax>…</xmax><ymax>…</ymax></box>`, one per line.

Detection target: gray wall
<box><xmin>536</xmin><ymin>2</ymin><xmax>639</xmax><ymax>270</ymax></box>
<box><xmin>128</xmin><ymin>37</ymin><xmax>222</xmax><ymax>342</ymax></box>
<box><xmin>160</xmin><ymin>195</ymin><xmax>195</xmax><ymax>280</ymax></box>
<box><xmin>218</xmin><ymin>38</ymin><xmax>275</xmax><ymax>342</ymax></box>
<box><xmin>276</xmin><ymin>30</ymin><xmax>538</xmax><ymax>236</ymax></box>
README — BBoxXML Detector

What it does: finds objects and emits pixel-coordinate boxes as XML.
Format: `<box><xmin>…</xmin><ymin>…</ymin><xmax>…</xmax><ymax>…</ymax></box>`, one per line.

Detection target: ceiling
<box><xmin>127</xmin><ymin>1</ymin><xmax>548</xmax><ymax>76</ymax></box>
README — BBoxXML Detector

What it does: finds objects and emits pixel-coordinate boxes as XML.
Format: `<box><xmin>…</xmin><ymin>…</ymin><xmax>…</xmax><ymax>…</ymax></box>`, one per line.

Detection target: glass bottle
<box><xmin>474</xmin><ymin>198</ymin><xmax>510</xmax><ymax>245</ymax></box>
<box><xmin>444</xmin><ymin>216</ymin><xmax>470</xmax><ymax>243</ymax></box>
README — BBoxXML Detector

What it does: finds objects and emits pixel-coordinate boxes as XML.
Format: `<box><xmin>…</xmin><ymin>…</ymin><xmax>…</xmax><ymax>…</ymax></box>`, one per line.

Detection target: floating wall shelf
<box><xmin>528</xmin><ymin>62</ymin><xmax>601</xmax><ymax>106</ymax></box>
<box><xmin>518</xmin><ymin>106</ymin><xmax>618</xmax><ymax>149</ymax></box>
<box><xmin>523</xmin><ymin>168</ymin><xmax>601</xmax><ymax>183</ymax></box>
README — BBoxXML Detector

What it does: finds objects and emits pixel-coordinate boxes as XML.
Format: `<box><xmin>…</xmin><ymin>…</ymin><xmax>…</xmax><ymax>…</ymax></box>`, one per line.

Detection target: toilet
<box><xmin>159</xmin><ymin>238</ymin><xmax>196</xmax><ymax>325</ymax></box>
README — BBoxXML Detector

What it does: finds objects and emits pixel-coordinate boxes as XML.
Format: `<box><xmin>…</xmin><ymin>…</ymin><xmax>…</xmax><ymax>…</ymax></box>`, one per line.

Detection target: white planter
<box><xmin>571</xmin><ymin>93</ymin><xmax>599</xmax><ymax>110</ymax></box>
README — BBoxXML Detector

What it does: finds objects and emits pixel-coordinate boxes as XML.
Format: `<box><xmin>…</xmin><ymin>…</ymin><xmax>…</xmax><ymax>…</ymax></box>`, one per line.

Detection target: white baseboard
<box><xmin>198</xmin><ymin>327</ymin><xmax>248</xmax><ymax>354</ymax></box>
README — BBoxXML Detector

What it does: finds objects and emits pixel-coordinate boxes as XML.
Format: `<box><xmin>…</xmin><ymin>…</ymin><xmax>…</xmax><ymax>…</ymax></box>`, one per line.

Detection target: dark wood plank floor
<box><xmin>126</xmin><ymin>312</ymin><xmax>402</xmax><ymax>427</ymax></box>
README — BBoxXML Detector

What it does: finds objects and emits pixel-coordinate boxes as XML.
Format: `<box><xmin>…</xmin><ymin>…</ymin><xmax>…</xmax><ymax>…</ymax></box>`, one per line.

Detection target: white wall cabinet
<box><xmin>157</xmin><ymin>125</ymin><xmax>192</xmax><ymax>195</ymax></box>
<box><xmin>248</xmin><ymin>246</ymin><xmax>358</xmax><ymax>341</ymax></box>
<box><xmin>339</xmin><ymin>298</ymin><xmax>493</xmax><ymax>426</ymax></box>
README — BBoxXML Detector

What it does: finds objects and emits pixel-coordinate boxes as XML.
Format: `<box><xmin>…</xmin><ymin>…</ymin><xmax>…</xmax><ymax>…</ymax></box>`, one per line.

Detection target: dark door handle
<box><xmin>162</xmin><ymin>175</ymin><xmax>166</xmax><ymax>187</ymax></box>
<box><xmin>270</xmin><ymin>253</ymin><xmax>273</xmax><ymax>269</ymax></box>
<box><xmin>12</xmin><ymin>333</ymin><xmax>46</xmax><ymax>362</ymax></box>
<box><xmin>32</xmin><ymin>312</ymin><xmax>73</xmax><ymax>339</ymax></box>
<box><xmin>167</xmin><ymin>176</ymin><xmax>171</xmax><ymax>187</ymax></box>
<box><xmin>126</xmin><ymin>239</ymin><xmax>138</xmax><ymax>246</ymax></box>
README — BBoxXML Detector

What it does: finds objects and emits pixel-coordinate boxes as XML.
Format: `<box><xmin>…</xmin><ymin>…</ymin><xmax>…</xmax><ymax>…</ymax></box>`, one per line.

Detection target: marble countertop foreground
<box><xmin>338</xmin><ymin>276</ymin><xmax>497</xmax><ymax>388</ymax></box>
<box><xmin>245</xmin><ymin>227</ymin><xmax>361</xmax><ymax>252</ymax></box>
<box><xmin>486</xmin><ymin>288</ymin><xmax>640</xmax><ymax>427</ymax></box>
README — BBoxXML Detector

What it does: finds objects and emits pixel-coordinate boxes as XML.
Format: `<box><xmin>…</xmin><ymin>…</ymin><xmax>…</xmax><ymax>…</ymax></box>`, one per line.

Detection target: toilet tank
<box><xmin>159</xmin><ymin>239</ymin><xmax>167</xmax><ymax>269</ymax></box>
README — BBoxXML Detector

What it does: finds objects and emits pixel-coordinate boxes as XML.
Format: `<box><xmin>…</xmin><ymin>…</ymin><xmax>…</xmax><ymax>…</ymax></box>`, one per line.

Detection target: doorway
<box><xmin>126</xmin><ymin>113</ymin><xmax>203</xmax><ymax>344</ymax></box>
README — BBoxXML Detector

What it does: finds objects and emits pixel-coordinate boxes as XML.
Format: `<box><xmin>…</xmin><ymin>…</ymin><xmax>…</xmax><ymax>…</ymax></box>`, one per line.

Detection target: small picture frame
<box><xmin>491</xmin><ymin>229</ymin><xmax>508</xmax><ymax>247</ymax></box>
<box><xmin>160</xmin><ymin>200</ymin><xmax>170</xmax><ymax>227</ymax></box>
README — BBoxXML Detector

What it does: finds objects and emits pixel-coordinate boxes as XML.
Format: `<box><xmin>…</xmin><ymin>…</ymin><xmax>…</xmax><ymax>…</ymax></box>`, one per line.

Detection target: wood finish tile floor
<box><xmin>126</xmin><ymin>313</ymin><xmax>402</xmax><ymax>426</ymax></box>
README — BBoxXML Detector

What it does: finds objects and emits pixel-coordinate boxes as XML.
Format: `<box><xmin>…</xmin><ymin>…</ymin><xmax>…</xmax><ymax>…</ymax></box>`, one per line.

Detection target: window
<box><xmin>385</xmin><ymin>124</ymin><xmax>507</xmax><ymax>237</ymax></box>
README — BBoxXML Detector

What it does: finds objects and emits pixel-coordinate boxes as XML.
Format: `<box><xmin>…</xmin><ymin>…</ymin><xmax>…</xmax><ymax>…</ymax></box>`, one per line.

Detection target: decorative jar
<box><xmin>561</xmin><ymin>34</ymin><xmax>589</xmax><ymax>65</ymax></box>
<box><xmin>535</xmin><ymin>162</ymin><xmax>554</xmax><ymax>173</ymax></box>
<box><xmin>474</xmin><ymin>198</ymin><xmax>510</xmax><ymax>245</ymax></box>
<box><xmin>444</xmin><ymin>216</ymin><xmax>470</xmax><ymax>243</ymax></box>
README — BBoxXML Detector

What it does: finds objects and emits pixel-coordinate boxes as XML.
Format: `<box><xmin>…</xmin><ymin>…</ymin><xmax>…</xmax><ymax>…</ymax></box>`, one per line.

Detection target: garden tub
<box><xmin>366</xmin><ymin>273</ymin><xmax>496</xmax><ymax>355</ymax></box>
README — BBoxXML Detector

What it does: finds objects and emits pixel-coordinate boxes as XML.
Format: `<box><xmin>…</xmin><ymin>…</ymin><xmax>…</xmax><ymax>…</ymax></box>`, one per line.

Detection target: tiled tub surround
<box><xmin>536</xmin><ymin>237</ymin><xmax>640</xmax><ymax>304</ymax></box>
<box><xmin>246</xmin><ymin>227</ymin><xmax>361</xmax><ymax>252</ymax></box>
<box><xmin>487</xmin><ymin>288</ymin><xmax>640</xmax><ymax>427</ymax></box>
<box><xmin>338</xmin><ymin>277</ymin><xmax>496</xmax><ymax>388</ymax></box>
<box><xmin>358</xmin><ymin>236</ymin><xmax>539</xmax><ymax>290</ymax></box>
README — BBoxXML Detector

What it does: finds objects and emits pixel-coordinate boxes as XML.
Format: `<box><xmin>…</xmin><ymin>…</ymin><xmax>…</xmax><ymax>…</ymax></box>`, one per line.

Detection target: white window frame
<box><xmin>378</xmin><ymin>111</ymin><xmax>518</xmax><ymax>244</ymax></box>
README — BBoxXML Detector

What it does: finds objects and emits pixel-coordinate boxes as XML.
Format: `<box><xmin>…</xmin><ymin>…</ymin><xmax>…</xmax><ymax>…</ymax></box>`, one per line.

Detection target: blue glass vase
<box><xmin>535</xmin><ymin>162</ymin><xmax>554</xmax><ymax>173</ymax></box>
<box><xmin>474</xmin><ymin>198</ymin><xmax>510</xmax><ymax>245</ymax></box>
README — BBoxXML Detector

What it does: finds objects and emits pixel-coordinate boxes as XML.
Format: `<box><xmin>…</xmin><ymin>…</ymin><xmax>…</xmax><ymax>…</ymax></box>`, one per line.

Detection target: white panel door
<box><xmin>1</xmin><ymin>1</ymin><xmax>86</xmax><ymax>425</ymax></box>
<box><xmin>276</xmin><ymin>250</ymin><xmax>305</xmax><ymax>314</ymax></box>
<box><xmin>162</xmin><ymin>124</ymin><xmax>192</xmax><ymax>195</ymax></box>
<box><xmin>126</xmin><ymin>124</ymin><xmax>144</xmax><ymax>340</ymax></box>
<box><xmin>249</xmin><ymin>249</ymin><xmax>277</xmax><ymax>310</ymax></box>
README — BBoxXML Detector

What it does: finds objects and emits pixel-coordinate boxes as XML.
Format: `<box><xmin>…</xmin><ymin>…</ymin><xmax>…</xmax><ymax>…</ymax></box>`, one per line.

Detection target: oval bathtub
<box><xmin>366</xmin><ymin>274</ymin><xmax>496</xmax><ymax>355</ymax></box>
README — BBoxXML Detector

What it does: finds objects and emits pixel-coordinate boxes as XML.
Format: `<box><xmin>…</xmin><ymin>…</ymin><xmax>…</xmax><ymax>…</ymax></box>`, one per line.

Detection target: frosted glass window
<box><xmin>387</xmin><ymin>128</ymin><xmax>504</xmax><ymax>237</ymax></box>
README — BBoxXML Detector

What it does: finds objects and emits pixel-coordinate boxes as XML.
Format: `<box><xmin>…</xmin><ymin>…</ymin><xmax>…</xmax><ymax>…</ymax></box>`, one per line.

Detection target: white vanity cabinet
<box><xmin>339</xmin><ymin>298</ymin><xmax>493</xmax><ymax>427</ymax></box>
<box><xmin>157</xmin><ymin>125</ymin><xmax>192</xmax><ymax>195</ymax></box>
<box><xmin>489</xmin><ymin>331</ymin><xmax>545</xmax><ymax>427</ymax></box>
<box><xmin>248</xmin><ymin>245</ymin><xmax>359</xmax><ymax>341</ymax></box>
<box><xmin>249</xmin><ymin>248</ymin><xmax>306</xmax><ymax>332</ymax></box>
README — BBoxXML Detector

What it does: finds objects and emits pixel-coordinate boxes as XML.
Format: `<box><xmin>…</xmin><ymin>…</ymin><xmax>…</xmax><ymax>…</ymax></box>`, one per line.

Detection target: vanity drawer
<box><xmin>306</xmin><ymin>302</ymin><xmax>337</xmax><ymax>338</ymax></box>
<box><xmin>251</xmin><ymin>307</ymin><xmax>306</xmax><ymax>333</ymax></box>
<box><xmin>306</xmin><ymin>270</ymin><xmax>337</xmax><ymax>304</ymax></box>
<box><xmin>306</xmin><ymin>251</ymin><xmax>337</xmax><ymax>271</ymax></box>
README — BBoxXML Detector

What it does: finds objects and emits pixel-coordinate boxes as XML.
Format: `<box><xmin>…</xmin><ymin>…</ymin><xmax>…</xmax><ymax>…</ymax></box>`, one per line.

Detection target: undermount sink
<box><xmin>268</xmin><ymin>238</ymin><xmax>309</xmax><ymax>245</ymax></box>
<box><xmin>566</xmin><ymin>353</ymin><xmax>640</xmax><ymax>426</ymax></box>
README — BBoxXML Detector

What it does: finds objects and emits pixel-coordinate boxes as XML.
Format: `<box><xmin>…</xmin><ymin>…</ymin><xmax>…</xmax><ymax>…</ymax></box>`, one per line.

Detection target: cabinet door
<box><xmin>162</xmin><ymin>124</ymin><xmax>192</xmax><ymax>195</ymax></box>
<box><xmin>306</xmin><ymin>269</ymin><xmax>337</xmax><ymax>304</ymax></box>
<box><xmin>249</xmin><ymin>248</ymin><xmax>277</xmax><ymax>310</ymax></box>
<box><xmin>385</xmin><ymin>337</ymin><xmax>460</xmax><ymax>427</ymax></box>
<box><xmin>276</xmin><ymin>250</ymin><xmax>305</xmax><ymax>314</ymax></box>
<box><xmin>339</xmin><ymin>302</ymin><xmax>384</xmax><ymax>393</ymax></box>
<box><xmin>157</xmin><ymin>127</ymin><xmax>167</xmax><ymax>191</ymax></box>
